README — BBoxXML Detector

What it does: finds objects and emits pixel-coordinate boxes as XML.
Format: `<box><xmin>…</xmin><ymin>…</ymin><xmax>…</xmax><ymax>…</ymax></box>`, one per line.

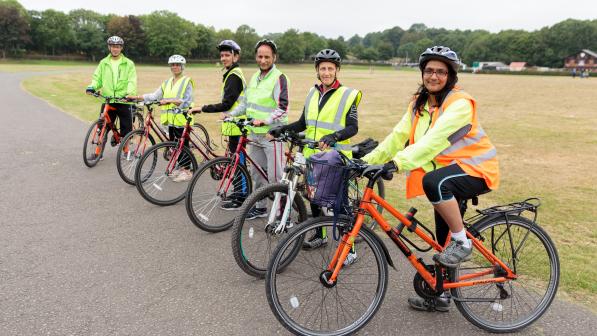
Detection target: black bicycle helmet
<box><xmin>254</xmin><ymin>39</ymin><xmax>277</xmax><ymax>54</ymax></box>
<box><xmin>217</xmin><ymin>40</ymin><xmax>241</xmax><ymax>54</ymax></box>
<box><xmin>419</xmin><ymin>46</ymin><xmax>460</xmax><ymax>73</ymax></box>
<box><xmin>314</xmin><ymin>49</ymin><xmax>341</xmax><ymax>68</ymax></box>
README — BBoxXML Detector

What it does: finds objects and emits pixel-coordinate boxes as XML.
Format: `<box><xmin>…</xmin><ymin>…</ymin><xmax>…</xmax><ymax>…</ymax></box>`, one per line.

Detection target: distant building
<box><xmin>509</xmin><ymin>62</ymin><xmax>527</xmax><ymax>71</ymax></box>
<box><xmin>472</xmin><ymin>61</ymin><xmax>509</xmax><ymax>71</ymax></box>
<box><xmin>564</xmin><ymin>49</ymin><xmax>597</xmax><ymax>69</ymax></box>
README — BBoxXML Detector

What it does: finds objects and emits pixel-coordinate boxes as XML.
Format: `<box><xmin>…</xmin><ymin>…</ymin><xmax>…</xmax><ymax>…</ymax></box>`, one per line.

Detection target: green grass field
<box><xmin>8</xmin><ymin>62</ymin><xmax>597</xmax><ymax>308</ymax></box>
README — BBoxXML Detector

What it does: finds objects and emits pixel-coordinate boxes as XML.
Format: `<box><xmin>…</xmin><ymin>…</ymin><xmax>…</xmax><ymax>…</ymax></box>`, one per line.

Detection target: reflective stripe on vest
<box><xmin>245</xmin><ymin>66</ymin><xmax>288</xmax><ymax>133</ymax></box>
<box><xmin>405</xmin><ymin>88</ymin><xmax>499</xmax><ymax>198</ymax></box>
<box><xmin>221</xmin><ymin>67</ymin><xmax>247</xmax><ymax>136</ymax></box>
<box><xmin>160</xmin><ymin>76</ymin><xmax>194</xmax><ymax>127</ymax></box>
<box><xmin>303</xmin><ymin>86</ymin><xmax>359</xmax><ymax>158</ymax></box>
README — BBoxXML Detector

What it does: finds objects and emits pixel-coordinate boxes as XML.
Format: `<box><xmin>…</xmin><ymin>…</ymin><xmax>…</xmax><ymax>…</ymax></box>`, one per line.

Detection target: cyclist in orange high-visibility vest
<box><xmin>363</xmin><ymin>46</ymin><xmax>499</xmax><ymax>312</ymax></box>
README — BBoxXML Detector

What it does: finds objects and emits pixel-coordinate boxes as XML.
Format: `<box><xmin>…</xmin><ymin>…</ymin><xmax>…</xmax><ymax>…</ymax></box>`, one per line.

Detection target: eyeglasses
<box><xmin>423</xmin><ymin>68</ymin><xmax>448</xmax><ymax>78</ymax></box>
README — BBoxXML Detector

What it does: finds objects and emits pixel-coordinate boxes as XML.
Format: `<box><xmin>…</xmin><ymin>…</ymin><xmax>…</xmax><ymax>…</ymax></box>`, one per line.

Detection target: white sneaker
<box><xmin>169</xmin><ymin>169</ymin><xmax>182</xmax><ymax>179</ymax></box>
<box><xmin>172</xmin><ymin>170</ymin><xmax>192</xmax><ymax>182</ymax></box>
<box><xmin>343</xmin><ymin>251</ymin><xmax>357</xmax><ymax>266</ymax></box>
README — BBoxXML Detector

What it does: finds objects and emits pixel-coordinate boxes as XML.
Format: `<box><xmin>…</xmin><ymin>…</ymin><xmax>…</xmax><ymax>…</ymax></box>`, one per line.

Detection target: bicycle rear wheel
<box><xmin>452</xmin><ymin>215</ymin><xmax>560</xmax><ymax>333</ymax></box>
<box><xmin>83</xmin><ymin>120</ymin><xmax>107</xmax><ymax>167</ymax></box>
<box><xmin>231</xmin><ymin>182</ymin><xmax>308</xmax><ymax>278</ymax></box>
<box><xmin>266</xmin><ymin>217</ymin><xmax>388</xmax><ymax>336</ymax></box>
<box><xmin>191</xmin><ymin>122</ymin><xmax>213</xmax><ymax>151</ymax></box>
<box><xmin>185</xmin><ymin>157</ymin><xmax>252</xmax><ymax>232</ymax></box>
<box><xmin>116</xmin><ymin>129</ymin><xmax>156</xmax><ymax>185</ymax></box>
<box><xmin>134</xmin><ymin>141</ymin><xmax>199</xmax><ymax>206</ymax></box>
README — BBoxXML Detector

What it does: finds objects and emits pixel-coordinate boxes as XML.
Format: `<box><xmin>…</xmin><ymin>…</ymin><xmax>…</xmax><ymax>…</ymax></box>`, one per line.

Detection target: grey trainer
<box><xmin>408</xmin><ymin>295</ymin><xmax>450</xmax><ymax>312</ymax></box>
<box><xmin>433</xmin><ymin>239</ymin><xmax>472</xmax><ymax>268</ymax></box>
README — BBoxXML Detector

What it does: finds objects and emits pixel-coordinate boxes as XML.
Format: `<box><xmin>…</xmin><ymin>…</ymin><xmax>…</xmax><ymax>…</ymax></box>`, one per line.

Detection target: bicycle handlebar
<box><xmin>90</xmin><ymin>92</ymin><xmax>130</xmax><ymax>104</ymax></box>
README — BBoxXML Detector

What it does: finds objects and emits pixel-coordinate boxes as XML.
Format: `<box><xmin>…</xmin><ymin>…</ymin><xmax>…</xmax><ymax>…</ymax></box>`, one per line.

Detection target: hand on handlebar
<box><xmin>362</xmin><ymin>160</ymin><xmax>398</xmax><ymax>180</ymax></box>
<box><xmin>252</xmin><ymin>119</ymin><xmax>266</xmax><ymax>127</ymax></box>
<box><xmin>319</xmin><ymin>133</ymin><xmax>338</xmax><ymax>151</ymax></box>
<box><xmin>85</xmin><ymin>87</ymin><xmax>95</xmax><ymax>95</ymax></box>
<box><xmin>190</xmin><ymin>107</ymin><xmax>202</xmax><ymax>114</ymax></box>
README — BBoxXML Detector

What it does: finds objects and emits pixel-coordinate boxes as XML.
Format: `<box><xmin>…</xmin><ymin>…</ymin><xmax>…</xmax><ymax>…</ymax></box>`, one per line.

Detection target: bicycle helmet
<box><xmin>218</xmin><ymin>40</ymin><xmax>241</xmax><ymax>54</ymax></box>
<box><xmin>314</xmin><ymin>49</ymin><xmax>341</xmax><ymax>68</ymax></box>
<box><xmin>168</xmin><ymin>55</ymin><xmax>186</xmax><ymax>65</ymax></box>
<box><xmin>419</xmin><ymin>46</ymin><xmax>460</xmax><ymax>73</ymax></box>
<box><xmin>254</xmin><ymin>39</ymin><xmax>277</xmax><ymax>54</ymax></box>
<box><xmin>106</xmin><ymin>36</ymin><xmax>124</xmax><ymax>45</ymax></box>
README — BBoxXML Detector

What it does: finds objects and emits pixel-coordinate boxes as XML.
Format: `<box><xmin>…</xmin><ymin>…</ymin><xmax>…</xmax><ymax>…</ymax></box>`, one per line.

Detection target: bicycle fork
<box><xmin>272</xmin><ymin>173</ymin><xmax>300</xmax><ymax>234</ymax></box>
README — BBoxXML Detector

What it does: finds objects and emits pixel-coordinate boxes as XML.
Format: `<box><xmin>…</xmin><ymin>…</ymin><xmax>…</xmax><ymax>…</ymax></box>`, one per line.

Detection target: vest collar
<box><xmin>223</xmin><ymin>63</ymin><xmax>240</xmax><ymax>80</ymax></box>
<box><xmin>258</xmin><ymin>64</ymin><xmax>276</xmax><ymax>81</ymax></box>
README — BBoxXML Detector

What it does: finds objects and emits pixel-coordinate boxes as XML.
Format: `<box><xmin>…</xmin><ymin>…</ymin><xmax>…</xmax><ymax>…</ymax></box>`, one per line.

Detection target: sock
<box><xmin>451</xmin><ymin>229</ymin><xmax>471</xmax><ymax>248</ymax></box>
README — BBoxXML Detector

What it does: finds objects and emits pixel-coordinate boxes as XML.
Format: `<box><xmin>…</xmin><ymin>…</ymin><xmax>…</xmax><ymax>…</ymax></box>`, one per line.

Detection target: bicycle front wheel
<box><xmin>266</xmin><ymin>217</ymin><xmax>388</xmax><ymax>336</ymax></box>
<box><xmin>134</xmin><ymin>141</ymin><xmax>199</xmax><ymax>206</ymax></box>
<box><xmin>83</xmin><ymin>120</ymin><xmax>107</xmax><ymax>168</ymax></box>
<box><xmin>116</xmin><ymin>129</ymin><xmax>156</xmax><ymax>185</ymax></box>
<box><xmin>231</xmin><ymin>182</ymin><xmax>308</xmax><ymax>278</ymax></box>
<box><xmin>185</xmin><ymin>157</ymin><xmax>252</xmax><ymax>232</ymax></box>
<box><xmin>452</xmin><ymin>215</ymin><xmax>560</xmax><ymax>333</ymax></box>
<box><xmin>191</xmin><ymin>122</ymin><xmax>212</xmax><ymax>151</ymax></box>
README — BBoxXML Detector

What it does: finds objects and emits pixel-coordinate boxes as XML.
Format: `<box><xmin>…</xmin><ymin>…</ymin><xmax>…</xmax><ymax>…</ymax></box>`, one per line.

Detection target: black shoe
<box><xmin>110</xmin><ymin>135</ymin><xmax>118</xmax><ymax>147</ymax></box>
<box><xmin>408</xmin><ymin>295</ymin><xmax>450</xmax><ymax>312</ymax></box>
<box><xmin>220</xmin><ymin>200</ymin><xmax>243</xmax><ymax>211</ymax></box>
<box><xmin>246</xmin><ymin>207</ymin><xmax>267</xmax><ymax>220</ymax></box>
<box><xmin>302</xmin><ymin>233</ymin><xmax>328</xmax><ymax>250</ymax></box>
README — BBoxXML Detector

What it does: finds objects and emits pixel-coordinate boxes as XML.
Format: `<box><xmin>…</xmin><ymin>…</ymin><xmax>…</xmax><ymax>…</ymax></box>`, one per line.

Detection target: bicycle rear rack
<box><xmin>465</xmin><ymin>197</ymin><xmax>541</xmax><ymax>233</ymax></box>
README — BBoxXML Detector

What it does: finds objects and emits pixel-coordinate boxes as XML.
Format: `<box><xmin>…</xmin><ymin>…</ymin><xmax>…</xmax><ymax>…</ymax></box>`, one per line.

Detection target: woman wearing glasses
<box><xmin>363</xmin><ymin>46</ymin><xmax>499</xmax><ymax>312</ymax></box>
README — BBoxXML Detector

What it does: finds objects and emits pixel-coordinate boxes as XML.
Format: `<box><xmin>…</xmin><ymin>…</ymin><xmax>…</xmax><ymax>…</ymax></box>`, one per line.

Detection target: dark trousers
<box><xmin>422</xmin><ymin>164</ymin><xmax>490</xmax><ymax>245</ymax></box>
<box><xmin>168</xmin><ymin>126</ymin><xmax>192</xmax><ymax>170</ymax></box>
<box><xmin>102</xmin><ymin>103</ymin><xmax>133</xmax><ymax>138</ymax></box>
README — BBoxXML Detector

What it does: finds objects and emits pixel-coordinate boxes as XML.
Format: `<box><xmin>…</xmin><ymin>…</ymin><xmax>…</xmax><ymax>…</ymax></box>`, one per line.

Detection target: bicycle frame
<box><xmin>126</xmin><ymin>104</ymin><xmax>169</xmax><ymax>160</ymax></box>
<box><xmin>325</xmin><ymin>184</ymin><xmax>518</xmax><ymax>293</ymax></box>
<box><xmin>94</xmin><ymin>103</ymin><xmax>118</xmax><ymax>154</ymax></box>
<box><xmin>216</xmin><ymin>130</ymin><xmax>269</xmax><ymax>196</ymax></box>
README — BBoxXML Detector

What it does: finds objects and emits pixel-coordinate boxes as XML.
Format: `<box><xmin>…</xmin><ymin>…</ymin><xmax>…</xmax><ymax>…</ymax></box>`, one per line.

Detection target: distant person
<box><xmin>363</xmin><ymin>46</ymin><xmax>499</xmax><ymax>312</ymax></box>
<box><xmin>220</xmin><ymin>39</ymin><xmax>289</xmax><ymax>219</ymax></box>
<box><xmin>86</xmin><ymin>36</ymin><xmax>137</xmax><ymax>143</ymax></box>
<box><xmin>571</xmin><ymin>68</ymin><xmax>577</xmax><ymax>78</ymax></box>
<box><xmin>268</xmin><ymin>49</ymin><xmax>361</xmax><ymax>261</ymax></box>
<box><xmin>127</xmin><ymin>55</ymin><xmax>195</xmax><ymax>182</ymax></box>
<box><xmin>583</xmin><ymin>69</ymin><xmax>590</xmax><ymax>78</ymax></box>
<box><xmin>190</xmin><ymin>39</ymin><xmax>247</xmax><ymax>199</ymax></box>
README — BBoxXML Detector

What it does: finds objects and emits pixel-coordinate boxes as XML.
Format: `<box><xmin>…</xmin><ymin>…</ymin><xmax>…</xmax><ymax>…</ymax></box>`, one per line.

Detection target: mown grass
<box><xmin>19</xmin><ymin>64</ymin><xmax>597</xmax><ymax>308</ymax></box>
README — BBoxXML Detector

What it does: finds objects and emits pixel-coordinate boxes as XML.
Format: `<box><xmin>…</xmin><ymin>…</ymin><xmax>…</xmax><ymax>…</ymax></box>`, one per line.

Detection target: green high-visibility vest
<box><xmin>304</xmin><ymin>86</ymin><xmax>361</xmax><ymax>158</ymax></box>
<box><xmin>160</xmin><ymin>76</ymin><xmax>194</xmax><ymax>127</ymax></box>
<box><xmin>246</xmin><ymin>66</ymin><xmax>288</xmax><ymax>134</ymax></box>
<box><xmin>221</xmin><ymin>67</ymin><xmax>246</xmax><ymax>136</ymax></box>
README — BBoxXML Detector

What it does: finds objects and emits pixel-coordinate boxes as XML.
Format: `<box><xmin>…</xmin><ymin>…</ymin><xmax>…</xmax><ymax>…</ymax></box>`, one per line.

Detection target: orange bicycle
<box><xmin>82</xmin><ymin>93</ymin><xmax>142</xmax><ymax>167</ymax></box>
<box><xmin>265</xmin><ymin>162</ymin><xmax>559</xmax><ymax>335</ymax></box>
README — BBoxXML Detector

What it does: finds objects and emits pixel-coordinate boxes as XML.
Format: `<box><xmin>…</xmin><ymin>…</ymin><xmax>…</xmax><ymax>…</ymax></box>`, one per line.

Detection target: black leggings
<box><xmin>168</xmin><ymin>127</ymin><xmax>192</xmax><ymax>170</ymax></box>
<box><xmin>102</xmin><ymin>103</ymin><xmax>133</xmax><ymax>138</ymax></box>
<box><xmin>422</xmin><ymin>164</ymin><xmax>490</xmax><ymax>245</ymax></box>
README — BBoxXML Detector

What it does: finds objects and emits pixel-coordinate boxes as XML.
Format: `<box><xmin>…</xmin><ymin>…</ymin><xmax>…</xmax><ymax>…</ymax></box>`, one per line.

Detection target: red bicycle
<box><xmin>134</xmin><ymin>108</ymin><xmax>219</xmax><ymax>206</ymax></box>
<box><xmin>116</xmin><ymin>101</ymin><xmax>212</xmax><ymax>185</ymax></box>
<box><xmin>82</xmin><ymin>93</ymin><xmax>142</xmax><ymax>167</ymax></box>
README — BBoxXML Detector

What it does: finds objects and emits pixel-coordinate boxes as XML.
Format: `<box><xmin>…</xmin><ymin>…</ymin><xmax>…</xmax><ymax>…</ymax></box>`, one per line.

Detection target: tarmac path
<box><xmin>0</xmin><ymin>71</ymin><xmax>595</xmax><ymax>335</ymax></box>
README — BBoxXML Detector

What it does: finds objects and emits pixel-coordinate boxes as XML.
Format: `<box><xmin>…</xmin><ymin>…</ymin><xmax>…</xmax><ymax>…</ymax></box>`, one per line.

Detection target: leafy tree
<box><xmin>107</xmin><ymin>15</ymin><xmax>147</xmax><ymax>59</ymax></box>
<box><xmin>141</xmin><ymin>10</ymin><xmax>197</xmax><ymax>58</ymax></box>
<box><xmin>327</xmin><ymin>37</ymin><xmax>348</xmax><ymax>59</ymax></box>
<box><xmin>302</xmin><ymin>32</ymin><xmax>327</xmax><ymax>59</ymax></box>
<box><xmin>29</xmin><ymin>9</ymin><xmax>75</xmax><ymax>55</ymax></box>
<box><xmin>0</xmin><ymin>0</ymin><xmax>30</xmax><ymax>57</ymax></box>
<box><xmin>192</xmin><ymin>23</ymin><xmax>216</xmax><ymax>59</ymax></box>
<box><xmin>234</xmin><ymin>24</ymin><xmax>260</xmax><ymax>57</ymax></box>
<box><xmin>69</xmin><ymin>9</ymin><xmax>105</xmax><ymax>60</ymax></box>
<box><xmin>276</xmin><ymin>29</ymin><xmax>305</xmax><ymax>63</ymax></box>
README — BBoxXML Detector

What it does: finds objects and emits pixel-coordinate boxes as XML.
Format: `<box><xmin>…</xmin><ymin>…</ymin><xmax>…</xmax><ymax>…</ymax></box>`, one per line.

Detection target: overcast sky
<box><xmin>20</xmin><ymin>0</ymin><xmax>597</xmax><ymax>38</ymax></box>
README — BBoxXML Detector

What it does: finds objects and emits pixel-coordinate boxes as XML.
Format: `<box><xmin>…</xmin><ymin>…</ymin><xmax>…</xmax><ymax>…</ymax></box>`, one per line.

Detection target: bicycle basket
<box><xmin>305</xmin><ymin>151</ymin><xmax>350</xmax><ymax>208</ymax></box>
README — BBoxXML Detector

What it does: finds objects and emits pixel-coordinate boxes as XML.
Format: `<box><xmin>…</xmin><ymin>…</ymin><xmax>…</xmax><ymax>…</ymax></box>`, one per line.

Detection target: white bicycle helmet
<box><xmin>106</xmin><ymin>36</ymin><xmax>124</xmax><ymax>45</ymax></box>
<box><xmin>168</xmin><ymin>55</ymin><xmax>187</xmax><ymax>65</ymax></box>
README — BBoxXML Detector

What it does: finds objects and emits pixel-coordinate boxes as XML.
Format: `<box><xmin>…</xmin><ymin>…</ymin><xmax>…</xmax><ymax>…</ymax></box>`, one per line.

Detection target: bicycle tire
<box><xmin>452</xmin><ymin>215</ymin><xmax>560</xmax><ymax>333</ymax></box>
<box><xmin>83</xmin><ymin>120</ymin><xmax>107</xmax><ymax>168</ymax></box>
<box><xmin>185</xmin><ymin>157</ymin><xmax>252</xmax><ymax>232</ymax></box>
<box><xmin>191</xmin><ymin>122</ymin><xmax>212</xmax><ymax>151</ymax></box>
<box><xmin>132</xmin><ymin>112</ymin><xmax>144</xmax><ymax>131</ymax></box>
<box><xmin>231</xmin><ymin>182</ymin><xmax>308</xmax><ymax>278</ymax></box>
<box><xmin>116</xmin><ymin>129</ymin><xmax>156</xmax><ymax>185</ymax></box>
<box><xmin>265</xmin><ymin>216</ymin><xmax>388</xmax><ymax>336</ymax></box>
<box><xmin>134</xmin><ymin>141</ymin><xmax>199</xmax><ymax>206</ymax></box>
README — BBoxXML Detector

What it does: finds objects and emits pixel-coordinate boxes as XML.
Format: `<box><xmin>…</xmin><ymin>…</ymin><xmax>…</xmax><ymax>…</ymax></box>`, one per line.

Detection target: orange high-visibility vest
<box><xmin>405</xmin><ymin>89</ymin><xmax>499</xmax><ymax>198</ymax></box>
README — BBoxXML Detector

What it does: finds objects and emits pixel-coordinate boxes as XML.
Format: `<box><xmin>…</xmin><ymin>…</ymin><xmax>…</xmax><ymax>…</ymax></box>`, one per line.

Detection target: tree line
<box><xmin>2</xmin><ymin>0</ymin><xmax>597</xmax><ymax>67</ymax></box>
